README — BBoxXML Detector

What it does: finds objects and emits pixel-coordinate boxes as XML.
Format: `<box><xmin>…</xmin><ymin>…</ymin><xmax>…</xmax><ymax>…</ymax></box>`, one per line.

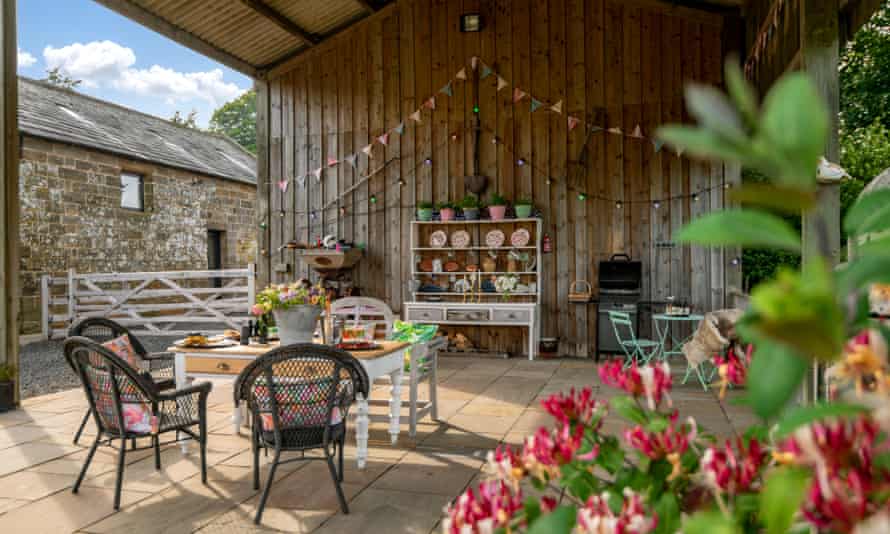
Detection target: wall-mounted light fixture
<box><xmin>460</xmin><ymin>13</ymin><xmax>484</xmax><ymax>32</ymax></box>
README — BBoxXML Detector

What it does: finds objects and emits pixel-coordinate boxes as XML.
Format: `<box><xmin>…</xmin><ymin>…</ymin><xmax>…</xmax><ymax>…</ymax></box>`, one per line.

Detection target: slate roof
<box><xmin>18</xmin><ymin>77</ymin><xmax>256</xmax><ymax>185</ymax></box>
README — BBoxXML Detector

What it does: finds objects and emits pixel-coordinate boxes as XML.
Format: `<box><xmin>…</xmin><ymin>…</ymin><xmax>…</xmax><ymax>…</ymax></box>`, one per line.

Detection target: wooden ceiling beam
<box><xmin>354</xmin><ymin>0</ymin><xmax>381</xmax><ymax>13</ymax></box>
<box><xmin>92</xmin><ymin>0</ymin><xmax>259</xmax><ymax>78</ymax></box>
<box><xmin>238</xmin><ymin>0</ymin><xmax>320</xmax><ymax>46</ymax></box>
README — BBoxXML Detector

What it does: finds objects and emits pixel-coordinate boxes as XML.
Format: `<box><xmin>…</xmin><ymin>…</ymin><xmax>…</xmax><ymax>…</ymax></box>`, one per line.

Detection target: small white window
<box><xmin>120</xmin><ymin>172</ymin><xmax>144</xmax><ymax>210</ymax></box>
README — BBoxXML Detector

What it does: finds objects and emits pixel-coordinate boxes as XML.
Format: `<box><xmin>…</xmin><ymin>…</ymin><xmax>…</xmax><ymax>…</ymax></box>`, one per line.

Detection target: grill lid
<box><xmin>598</xmin><ymin>253</ymin><xmax>642</xmax><ymax>291</ymax></box>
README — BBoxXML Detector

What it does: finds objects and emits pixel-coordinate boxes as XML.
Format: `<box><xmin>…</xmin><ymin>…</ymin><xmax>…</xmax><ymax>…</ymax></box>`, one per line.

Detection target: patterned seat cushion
<box><xmin>102</xmin><ymin>334</ymin><xmax>146</xmax><ymax>372</ymax></box>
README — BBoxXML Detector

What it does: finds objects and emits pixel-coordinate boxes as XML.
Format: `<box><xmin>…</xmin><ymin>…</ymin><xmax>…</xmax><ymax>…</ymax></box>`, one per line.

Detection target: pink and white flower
<box><xmin>599</xmin><ymin>361</ymin><xmax>672</xmax><ymax>410</ymax></box>
<box><xmin>442</xmin><ymin>479</ymin><xmax>523</xmax><ymax>534</ymax></box>
<box><xmin>541</xmin><ymin>387</ymin><xmax>606</xmax><ymax>427</ymax></box>
<box><xmin>700</xmin><ymin>438</ymin><xmax>766</xmax><ymax>494</ymax></box>
<box><xmin>625</xmin><ymin>411</ymin><xmax>696</xmax><ymax>480</ymax></box>
<box><xmin>575</xmin><ymin>488</ymin><xmax>657</xmax><ymax>534</ymax></box>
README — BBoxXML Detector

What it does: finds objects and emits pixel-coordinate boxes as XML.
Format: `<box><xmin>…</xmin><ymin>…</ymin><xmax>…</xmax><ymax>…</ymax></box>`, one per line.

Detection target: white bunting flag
<box><xmin>631</xmin><ymin>125</ymin><xmax>643</xmax><ymax>138</ymax></box>
<box><xmin>409</xmin><ymin>110</ymin><xmax>422</xmax><ymax>123</ymax></box>
<box><xmin>607</xmin><ymin>127</ymin><xmax>622</xmax><ymax>135</ymax></box>
<box><xmin>497</xmin><ymin>76</ymin><xmax>509</xmax><ymax>92</ymax></box>
<box><xmin>455</xmin><ymin>67</ymin><xmax>467</xmax><ymax>80</ymax></box>
<box><xmin>550</xmin><ymin>100</ymin><xmax>563</xmax><ymax>114</ymax></box>
<box><xmin>312</xmin><ymin>167</ymin><xmax>323</xmax><ymax>182</ymax></box>
<box><xmin>362</xmin><ymin>144</ymin><xmax>374</xmax><ymax>157</ymax></box>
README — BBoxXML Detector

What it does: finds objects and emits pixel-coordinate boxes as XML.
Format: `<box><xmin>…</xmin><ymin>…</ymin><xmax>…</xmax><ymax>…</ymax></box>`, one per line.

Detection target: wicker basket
<box><xmin>568</xmin><ymin>280</ymin><xmax>593</xmax><ymax>303</ymax></box>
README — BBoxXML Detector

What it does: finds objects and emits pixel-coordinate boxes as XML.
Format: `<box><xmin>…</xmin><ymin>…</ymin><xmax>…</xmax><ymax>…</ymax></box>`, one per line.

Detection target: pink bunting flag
<box><xmin>327</xmin><ymin>156</ymin><xmax>339</xmax><ymax>167</ymax></box>
<box><xmin>550</xmin><ymin>100</ymin><xmax>563</xmax><ymax>114</ymax></box>
<box><xmin>277</xmin><ymin>179</ymin><xmax>289</xmax><ymax>192</ymax></box>
<box><xmin>409</xmin><ymin>110</ymin><xmax>422</xmax><ymax>123</ymax></box>
<box><xmin>631</xmin><ymin>125</ymin><xmax>643</xmax><ymax>138</ymax></box>
<box><xmin>496</xmin><ymin>76</ymin><xmax>509</xmax><ymax>92</ymax></box>
<box><xmin>362</xmin><ymin>144</ymin><xmax>374</xmax><ymax>157</ymax></box>
<box><xmin>513</xmin><ymin>88</ymin><xmax>527</xmax><ymax>103</ymax></box>
<box><xmin>607</xmin><ymin>127</ymin><xmax>623</xmax><ymax>135</ymax></box>
<box><xmin>424</xmin><ymin>97</ymin><xmax>436</xmax><ymax>110</ymax></box>
<box><xmin>455</xmin><ymin>67</ymin><xmax>467</xmax><ymax>81</ymax></box>
<box><xmin>312</xmin><ymin>167</ymin><xmax>323</xmax><ymax>182</ymax></box>
<box><xmin>471</xmin><ymin>56</ymin><xmax>480</xmax><ymax>70</ymax></box>
<box><xmin>377</xmin><ymin>132</ymin><xmax>390</xmax><ymax>146</ymax></box>
<box><xmin>567</xmin><ymin>116</ymin><xmax>581</xmax><ymax>131</ymax></box>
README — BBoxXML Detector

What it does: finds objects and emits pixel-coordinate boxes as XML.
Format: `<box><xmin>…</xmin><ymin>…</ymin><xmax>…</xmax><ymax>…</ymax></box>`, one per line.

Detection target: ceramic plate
<box><xmin>419</xmin><ymin>258</ymin><xmax>434</xmax><ymax>272</ymax></box>
<box><xmin>451</xmin><ymin>230</ymin><xmax>471</xmax><ymax>249</ymax></box>
<box><xmin>511</xmin><ymin>228</ymin><xmax>531</xmax><ymax>247</ymax></box>
<box><xmin>444</xmin><ymin>261</ymin><xmax>460</xmax><ymax>272</ymax></box>
<box><xmin>485</xmin><ymin>229</ymin><xmax>505</xmax><ymax>248</ymax></box>
<box><xmin>174</xmin><ymin>338</ymin><xmax>237</xmax><ymax>349</ymax></box>
<box><xmin>429</xmin><ymin>230</ymin><xmax>448</xmax><ymax>248</ymax></box>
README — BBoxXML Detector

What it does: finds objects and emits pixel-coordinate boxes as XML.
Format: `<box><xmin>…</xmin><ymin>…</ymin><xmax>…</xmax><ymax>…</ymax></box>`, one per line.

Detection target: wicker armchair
<box><xmin>234</xmin><ymin>344</ymin><xmax>369</xmax><ymax>524</ymax></box>
<box><xmin>67</xmin><ymin>317</ymin><xmax>176</xmax><ymax>444</ymax></box>
<box><xmin>64</xmin><ymin>336</ymin><xmax>211</xmax><ymax>510</ymax></box>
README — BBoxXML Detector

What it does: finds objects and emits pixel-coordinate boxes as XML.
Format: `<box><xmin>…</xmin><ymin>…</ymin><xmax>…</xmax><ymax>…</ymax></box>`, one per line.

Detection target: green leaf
<box><xmin>837</xmin><ymin>255</ymin><xmax>890</xmax><ymax>296</ymax></box>
<box><xmin>527</xmin><ymin>505</ymin><xmax>576</xmax><ymax>534</ymax></box>
<box><xmin>743</xmin><ymin>424</ymin><xmax>770</xmax><ymax>442</ymax></box>
<box><xmin>597</xmin><ymin>438</ymin><xmax>626</xmax><ymax>475</ymax></box>
<box><xmin>645</xmin><ymin>414</ymin><xmax>669</xmax><ymax>433</ymax></box>
<box><xmin>760</xmin><ymin>467</ymin><xmax>811</xmax><ymax>534</ymax></box>
<box><xmin>653</xmin><ymin>493</ymin><xmax>681</xmax><ymax>534</ymax></box>
<box><xmin>724</xmin><ymin>57</ymin><xmax>759</xmax><ymax>126</ymax></box>
<box><xmin>685</xmin><ymin>84</ymin><xmax>746</xmax><ymax>142</ymax></box>
<box><xmin>609</xmin><ymin>395</ymin><xmax>648</xmax><ymax>425</ymax></box>
<box><xmin>656</xmin><ymin>125</ymin><xmax>747</xmax><ymax>162</ymax></box>
<box><xmin>738</xmin><ymin>333</ymin><xmax>808</xmax><ymax>420</ymax></box>
<box><xmin>774</xmin><ymin>402</ymin><xmax>869</xmax><ymax>438</ymax></box>
<box><xmin>844</xmin><ymin>189</ymin><xmax>890</xmax><ymax>236</ymax></box>
<box><xmin>683</xmin><ymin>510</ymin><xmax>740</xmax><ymax>534</ymax></box>
<box><xmin>524</xmin><ymin>497</ymin><xmax>543</xmax><ymax>525</ymax></box>
<box><xmin>857</xmin><ymin>201</ymin><xmax>890</xmax><ymax>236</ymax></box>
<box><xmin>759</xmin><ymin>73</ymin><xmax>827</xmax><ymax>189</ymax></box>
<box><xmin>727</xmin><ymin>184</ymin><xmax>816</xmax><ymax>214</ymax></box>
<box><xmin>855</xmin><ymin>234</ymin><xmax>890</xmax><ymax>258</ymax></box>
<box><xmin>676</xmin><ymin>209</ymin><xmax>802</xmax><ymax>253</ymax></box>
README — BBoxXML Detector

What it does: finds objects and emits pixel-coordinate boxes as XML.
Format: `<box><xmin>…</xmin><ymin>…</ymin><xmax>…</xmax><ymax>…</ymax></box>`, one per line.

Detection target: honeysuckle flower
<box><xmin>484</xmin><ymin>445</ymin><xmax>526</xmax><ymax>491</ymax></box>
<box><xmin>713</xmin><ymin>344</ymin><xmax>751</xmax><ymax>399</ymax></box>
<box><xmin>625</xmin><ymin>412</ymin><xmax>696</xmax><ymax>480</ymax></box>
<box><xmin>442</xmin><ymin>479</ymin><xmax>523</xmax><ymax>534</ymax></box>
<box><xmin>802</xmin><ymin>468</ymin><xmax>872</xmax><ymax>534</ymax></box>
<box><xmin>518</xmin><ymin>423</ymin><xmax>592</xmax><ymax>483</ymax></box>
<box><xmin>700</xmin><ymin>438</ymin><xmax>766</xmax><ymax>494</ymax></box>
<box><xmin>599</xmin><ymin>361</ymin><xmax>672</xmax><ymax>410</ymax></box>
<box><xmin>775</xmin><ymin>416</ymin><xmax>878</xmax><ymax>475</ymax></box>
<box><xmin>541</xmin><ymin>387</ymin><xmax>606</xmax><ymax>427</ymax></box>
<box><xmin>575</xmin><ymin>488</ymin><xmax>657</xmax><ymax>534</ymax></box>
<box><xmin>827</xmin><ymin>329</ymin><xmax>889</xmax><ymax>398</ymax></box>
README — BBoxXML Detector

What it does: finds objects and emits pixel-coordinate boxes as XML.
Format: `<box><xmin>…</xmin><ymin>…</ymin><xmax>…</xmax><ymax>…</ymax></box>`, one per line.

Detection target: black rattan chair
<box><xmin>64</xmin><ymin>336</ymin><xmax>211</xmax><ymax>510</ymax></box>
<box><xmin>234</xmin><ymin>343</ymin><xmax>369</xmax><ymax>524</ymax></box>
<box><xmin>67</xmin><ymin>317</ymin><xmax>176</xmax><ymax>444</ymax></box>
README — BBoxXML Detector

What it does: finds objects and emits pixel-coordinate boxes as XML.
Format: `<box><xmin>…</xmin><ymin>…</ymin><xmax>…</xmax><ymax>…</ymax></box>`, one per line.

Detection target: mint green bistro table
<box><xmin>653</xmin><ymin>313</ymin><xmax>712</xmax><ymax>390</ymax></box>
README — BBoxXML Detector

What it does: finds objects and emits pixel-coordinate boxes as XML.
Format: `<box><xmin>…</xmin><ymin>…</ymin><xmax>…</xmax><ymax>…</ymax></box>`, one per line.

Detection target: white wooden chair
<box><xmin>330</xmin><ymin>297</ymin><xmax>440</xmax><ymax>437</ymax></box>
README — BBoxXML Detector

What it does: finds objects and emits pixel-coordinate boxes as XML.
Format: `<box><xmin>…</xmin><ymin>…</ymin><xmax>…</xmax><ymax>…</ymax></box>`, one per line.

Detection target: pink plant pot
<box><xmin>440</xmin><ymin>208</ymin><xmax>456</xmax><ymax>221</ymax></box>
<box><xmin>488</xmin><ymin>205</ymin><xmax>507</xmax><ymax>221</ymax></box>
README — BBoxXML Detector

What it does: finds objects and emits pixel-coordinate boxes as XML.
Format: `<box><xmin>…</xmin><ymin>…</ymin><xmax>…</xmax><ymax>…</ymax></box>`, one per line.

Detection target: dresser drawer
<box><xmin>493</xmin><ymin>309</ymin><xmax>531</xmax><ymax>323</ymax></box>
<box><xmin>446</xmin><ymin>309</ymin><xmax>491</xmax><ymax>322</ymax></box>
<box><xmin>186</xmin><ymin>356</ymin><xmax>251</xmax><ymax>375</ymax></box>
<box><xmin>406</xmin><ymin>307</ymin><xmax>444</xmax><ymax>322</ymax></box>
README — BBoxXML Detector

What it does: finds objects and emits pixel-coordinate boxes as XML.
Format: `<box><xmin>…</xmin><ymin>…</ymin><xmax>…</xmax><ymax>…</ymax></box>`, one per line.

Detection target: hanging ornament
<box><xmin>496</xmin><ymin>76</ymin><xmax>509</xmax><ymax>92</ymax></box>
<box><xmin>550</xmin><ymin>100</ymin><xmax>563</xmax><ymax>113</ymax></box>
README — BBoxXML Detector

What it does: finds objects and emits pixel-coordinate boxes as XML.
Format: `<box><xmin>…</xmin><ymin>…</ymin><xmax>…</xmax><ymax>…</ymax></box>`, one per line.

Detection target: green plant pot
<box><xmin>463</xmin><ymin>207</ymin><xmax>480</xmax><ymax>220</ymax></box>
<box><xmin>417</xmin><ymin>208</ymin><xmax>434</xmax><ymax>221</ymax></box>
<box><xmin>515</xmin><ymin>204</ymin><xmax>533</xmax><ymax>218</ymax></box>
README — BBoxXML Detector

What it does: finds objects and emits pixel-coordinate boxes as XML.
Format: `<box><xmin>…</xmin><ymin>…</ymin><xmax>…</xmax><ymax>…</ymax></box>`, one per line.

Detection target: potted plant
<box><xmin>438</xmin><ymin>201</ymin><xmax>457</xmax><ymax>222</ymax></box>
<box><xmin>252</xmin><ymin>280</ymin><xmax>326</xmax><ymax>344</ymax></box>
<box><xmin>416</xmin><ymin>201</ymin><xmax>434</xmax><ymax>221</ymax></box>
<box><xmin>487</xmin><ymin>193</ymin><xmax>508</xmax><ymax>221</ymax></box>
<box><xmin>459</xmin><ymin>195</ymin><xmax>481</xmax><ymax>220</ymax></box>
<box><xmin>0</xmin><ymin>363</ymin><xmax>15</xmax><ymax>412</ymax></box>
<box><xmin>514</xmin><ymin>196</ymin><xmax>534</xmax><ymax>218</ymax></box>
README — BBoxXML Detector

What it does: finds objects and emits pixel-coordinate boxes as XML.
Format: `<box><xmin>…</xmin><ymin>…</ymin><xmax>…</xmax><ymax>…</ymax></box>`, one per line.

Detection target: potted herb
<box><xmin>252</xmin><ymin>280</ymin><xmax>326</xmax><ymax>344</ymax></box>
<box><xmin>0</xmin><ymin>363</ymin><xmax>15</xmax><ymax>412</ymax></box>
<box><xmin>438</xmin><ymin>201</ymin><xmax>457</xmax><ymax>222</ymax></box>
<box><xmin>514</xmin><ymin>197</ymin><xmax>534</xmax><ymax>218</ymax></box>
<box><xmin>487</xmin><ymin>193</ymin><xmax>508</xmax><ymax>221</ymax></box>
<box><xmin>416</xmin><ymin>201</ymin><xmax>434</xmax><ymax>221</ymax></box>
<box><xmin>459</xmin><ymin>195</ymin><xmax>481</xmax><ymax>220</ymax></box>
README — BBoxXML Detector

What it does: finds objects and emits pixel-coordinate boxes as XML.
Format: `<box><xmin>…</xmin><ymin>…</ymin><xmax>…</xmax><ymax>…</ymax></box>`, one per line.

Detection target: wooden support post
<box><xmin>800</xmin><ymin>0</ymin><xmax>841</xmax><ymax>403</ymax></box>
<box><xmin>256</xmin><ymin>80</ymin><xmax>271</xmax><ymax>289</ymax></box>
<box><xmin>0</xmin><ymin>0</ymin><xmax>18</xmax><ymax>403</ymax></box>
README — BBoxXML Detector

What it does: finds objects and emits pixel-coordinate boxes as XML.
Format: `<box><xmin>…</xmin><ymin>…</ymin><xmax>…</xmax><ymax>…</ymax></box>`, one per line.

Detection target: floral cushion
<box><xmin>86</xmin><ymin>365</ymin><xmax>157</xmax><ymax>434</ymax></box>
<box><xmin>102</xmin><ymin>334</ymin><xmax>144</xmax><ymax>371</ymax></box>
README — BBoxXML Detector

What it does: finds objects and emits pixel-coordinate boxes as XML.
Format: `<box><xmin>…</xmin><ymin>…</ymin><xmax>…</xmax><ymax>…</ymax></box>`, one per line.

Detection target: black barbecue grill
<box><xmin>596</xmin><ymin>254</ymin><xmax>643</xmax><ymax>358</ymax></box>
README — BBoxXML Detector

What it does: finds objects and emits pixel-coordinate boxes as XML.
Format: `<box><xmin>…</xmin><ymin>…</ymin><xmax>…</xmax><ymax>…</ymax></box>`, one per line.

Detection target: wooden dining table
<box><xmin>167</xmin><ymin>339</ymin><xmax>411</xmax><ymax>469</ymax></box>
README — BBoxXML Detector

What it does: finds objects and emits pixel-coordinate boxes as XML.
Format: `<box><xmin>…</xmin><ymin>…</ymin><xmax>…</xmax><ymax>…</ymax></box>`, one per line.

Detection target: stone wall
<box><xmin>18</xmin><ymin>135</ymin><xmax>257</xmax><ymax>335</ymax></box>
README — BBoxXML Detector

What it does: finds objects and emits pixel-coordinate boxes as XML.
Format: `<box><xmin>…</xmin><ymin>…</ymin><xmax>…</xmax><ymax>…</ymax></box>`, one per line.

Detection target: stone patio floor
<box><xmin>0</xmin><ymin>356</ymin><xmax>756</xmax><ymax>533</ymax></box>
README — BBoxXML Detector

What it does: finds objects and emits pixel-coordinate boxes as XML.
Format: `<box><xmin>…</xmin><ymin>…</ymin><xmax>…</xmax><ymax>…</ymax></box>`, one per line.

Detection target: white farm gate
<box><xmin>41</xmin><ymin>265</ymin><xmax>256</xmax><ymax>339</ymax></box>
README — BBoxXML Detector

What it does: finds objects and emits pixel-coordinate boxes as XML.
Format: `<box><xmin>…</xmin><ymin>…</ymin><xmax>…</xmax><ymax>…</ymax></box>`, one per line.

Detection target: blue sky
<box><xmin>17</xmin><ymin>0</ymin><xmax>252</xmax><ymax>127</ymax></box>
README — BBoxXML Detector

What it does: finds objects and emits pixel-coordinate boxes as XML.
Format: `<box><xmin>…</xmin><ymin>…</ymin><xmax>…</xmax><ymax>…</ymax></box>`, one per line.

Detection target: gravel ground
<box><xmin>19</xmin><ymin>334</ymin><xmax>185</xmax><ymax>399</ymax></box>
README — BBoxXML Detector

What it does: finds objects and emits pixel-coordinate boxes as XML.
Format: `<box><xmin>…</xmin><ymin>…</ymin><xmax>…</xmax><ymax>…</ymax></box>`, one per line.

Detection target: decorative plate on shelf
<box><xmin>465</xmin><ymin>264</ymin><xmax>479</xmax><ymax>272</ymax></box>
<box><xmin>451</xmin><ymin>230</ymin><xmax>471</xmax><ymax>249</ymax></box>
<box><xmin>419</xmin><ymin>258</ymin><xmax>434</xmax><ymax>272</ymax></box>
<box><xmin>510</xmin><ymin>228</ymin><xmax>531</xmax><ymax>247</ymax></box>
<box><xmin>429</xmin><ymin>230</ymin><xmax>448</xmax><ymax>248</ymax></box>
<box><xmin>444</xmin><ymin>261</ymin><xmax>460</xmax><ymax>272</ymax></box>
<box><xmin>485</xmin><ymin>229</ymin><xmax>505</xmax><ymax>248</ymax></box>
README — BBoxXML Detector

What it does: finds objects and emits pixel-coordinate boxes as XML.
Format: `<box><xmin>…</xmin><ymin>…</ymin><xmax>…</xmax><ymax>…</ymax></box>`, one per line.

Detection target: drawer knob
<box><xmin>507</xmin><ymin>313</ymin><xmax>517</xmax><ymax>319</ymax></box>
<box><xmin>216</xmin><ymin>362</ymin><xmax>230</xmax><ymax>371</ymax></box>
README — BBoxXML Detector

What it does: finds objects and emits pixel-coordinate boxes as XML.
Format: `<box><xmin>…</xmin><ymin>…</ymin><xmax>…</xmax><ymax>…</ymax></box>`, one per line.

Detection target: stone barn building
<box><xmin>17</xmin><ymin>77</ymin><xmax>257</xmax><ymax>336</ymax></box>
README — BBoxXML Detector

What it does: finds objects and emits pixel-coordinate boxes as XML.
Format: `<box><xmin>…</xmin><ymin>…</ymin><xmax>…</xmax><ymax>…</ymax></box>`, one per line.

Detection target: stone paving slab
<box><xmin>0</xmin><ymin>356</ymin><xmax>751</xmax><ymax>533</ymax></box>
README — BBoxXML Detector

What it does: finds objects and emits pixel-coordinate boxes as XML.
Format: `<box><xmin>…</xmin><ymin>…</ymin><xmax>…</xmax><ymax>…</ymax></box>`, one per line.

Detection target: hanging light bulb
<box><xmin>424</xmin><ymin>157</ymin><xmax>432</xmax><ymax>166</ymax></box>
<box><xmin>545</xmin><ymin>178</ymin><xmax>551</xmax><ymax>185</ymax></box>
<box><xmin>724</xmin><ymin>182</ymin><xmax>731</xmax><ymax>189</ymax></box>
<box><xmin>517</xmin><ymin>158</ymin><xmax>526</xmax><ymax>166</ymax></box>
<box><xmin>653</xmin><ymin>200</ymin><xmax>661</xmax><ymax>209</ymax></box>
<box><xmin>398</xmin><ymin>178</ymin><xmax>405</xmax><ymax>186</ymax></box>
<box><xmin>616</xmin><ymin>201</ymin><xmax>623</xmax><ymax>209</ymax></box>
<box><xmin>310</xmin><ymin>211</ymin><xmax>317</xmax><ymax>220</ymax></box>
<box><xmin>451</xmin><ymin>133</ymin><xmax>459</xmax><ymax>141</ymax></box>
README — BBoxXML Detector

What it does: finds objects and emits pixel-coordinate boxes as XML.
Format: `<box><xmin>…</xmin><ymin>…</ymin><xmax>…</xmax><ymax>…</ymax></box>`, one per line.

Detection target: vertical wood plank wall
<box><xmin>258</xmin><ymin>0</ymin><xmax>734</xmax><ymax>356</ymax></box>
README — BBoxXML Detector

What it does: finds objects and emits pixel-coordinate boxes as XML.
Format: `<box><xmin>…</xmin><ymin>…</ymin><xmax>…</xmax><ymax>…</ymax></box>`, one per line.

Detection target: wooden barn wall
<box><xmin>743</xmin><ymin>0</ymin><xmax>802</xmax><ymax>93</ymax></box>
<box><xmin>258</xmin><ymin>0</ymin><xmax>738</xmax><ymax>356</ymax></box>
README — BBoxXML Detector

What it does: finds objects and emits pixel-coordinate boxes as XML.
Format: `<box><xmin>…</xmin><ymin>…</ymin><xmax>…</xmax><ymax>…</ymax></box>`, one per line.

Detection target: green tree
<box><xmin>42</xmin><ymin>67</ymin><xmax>81</xmax><ymax>89</ymax></box>
<box><xmin>170</xmin><ymin>110</ymin><xmax>200</xmax><ymax>129</ymax></box>
<box><xmin>209</xmin><ymin>89</ymin><xmax>256</xmax><ymax>153</ymax></box>
<box><xmin>840</xmin><ymin>2</ymin><xmax>890</xmax><ymax>133</ymax></box>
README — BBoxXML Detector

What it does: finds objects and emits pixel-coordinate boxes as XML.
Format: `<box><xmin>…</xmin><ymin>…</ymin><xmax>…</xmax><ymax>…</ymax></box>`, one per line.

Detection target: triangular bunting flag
<box><xmin>589</xmin><ymin>125</ymin><xmax>603</xmax><ymax>133</ymax></box>
<box><xmin>455</xmin><ymin>67</ymin><xmax>467</xmax><ymax>80</ymax></box>
<box><xmin>409</xmin><ymin>110</ymin><xmax>422</xmax><ymax>123</ymax></box>
<box><xmin>497</xmin><ymin>76</ymin><xmax>509</xmax><ymax>92</ymax></box>
<box><xmin>631</xmin><ymin>125</ymin><xmax>643</xmax><ymax>138</ymax></box>
<box><xmin>530</xmin><ymin>98</ymin><xmax>544</xmax><ymax>112</ymax></box>
<box><xmin>377</xmin><ymin>132</ymin><xmax>390</xmax><ymax>146</ymax></box>
<box><xmin>394</xmin><ymin>122</ymin><xmax>405</xmax><ymax>135</ymax></box>
<box><xmin>439</xmin><ymin>81</ymin><xmax>453</xmax><ymax>97</ymax></box>
<box><xmin>608</xmin><ymin>127</ymin><xmax>623</xmax><ymax>135</ymax></box>
<box><xmin>327</xmin><ymin>156</ymin><xmax>338</xmax><ymax>167</ymax></box>
<box><xmin>425</xmin><ymin>97</ymin><xmax>436</xmax><ymax>110</ymax></box>
<box><xmin>550</xmin><ymin>100</ymin><xmax>563</xmax><ymax>114</ymax></box>
<box><xmin>344</xmin><ymin>153</ymin><xmax>358</xmax><ymax>168</ymax></box>
<box><xmin>480</xmin><ymin>65</ymin><xmax>493</xmax><ymax>79</ymax></box>
<box><xmin>567</xmin><ymin>116</ymin><xmax>581</xmax><ymax>131</ymax></box>
<box><xmin>278</xmin><ymin>179</ymin><xmax>289</xmax><ymax>193</ymax></box>
<box><xmin>652</xmin><ymin>139</ymin><xmax>664</xmax><ymax>153</ymax></box>
<box><xmin>513</xmin><ymin>88</ymin><xmax>527</xmax><ymax>103</ymax></box>
<box><xmin>471</xmin><ymin>56</ymin><xmax>480</xmax><ymax>70</ymax></box>
<box><xmin>312</xmin><ymin>167</ymin><xmax>323</xmax><ymax>182</ymax></box>
<box><xmin>362</xmin><ymin>144</ymin><xmax>374</xmax><ymax>157</ymax></box>
<box><xmin>676</xmin><ymin>146</ymin><xmax>685</xmax><ymax>158</ymax></box>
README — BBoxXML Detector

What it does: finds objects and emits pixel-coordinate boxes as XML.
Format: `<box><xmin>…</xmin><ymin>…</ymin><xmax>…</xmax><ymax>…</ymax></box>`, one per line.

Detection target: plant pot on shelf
<box><xmin>463</xmin><ymin>207</ymin><xmax>480</xmax><ymax>220</ymax></box>
<box><xmin>488</xmin><ymin>205</ymin><xmax>507</xmax><ymax>221</ymax></box>
<box><xmin>273</xmin><ymin>305</ymin><xmax>323</xmax><ymax>344</ymax></box>
<box><xmin>0</xmin><ymin>381</ymin><xmax>14</xmax><ymax>412</ymax></box>
<box><xmin>515</xmin><ymin>204</ymin><xmax>533</xmax><ymax>218</ymax></box>
<box><xmin>440</xmin><ymin>208</ymin><xmax>456</xmax><ymax>221</ymax></box>
<box><xmin>416</xmin><ymin>207</ymin><xmax>434</xmax><ymax>221</ymax></box>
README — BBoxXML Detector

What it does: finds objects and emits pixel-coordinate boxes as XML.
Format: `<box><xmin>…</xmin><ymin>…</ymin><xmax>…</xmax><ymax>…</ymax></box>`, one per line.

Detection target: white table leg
<box><xmin>388</xmin><ymin>366</ymin><xmax>404</xmax><ymax>445</ymax></box>
<box><xmin>232</xmin><ymin>404</ymin><xmax>242</xmax><ymax>435</ymax></box>
<box><xmin>355</xmin><ymin>392</ymin><xmax>370</xmax><ymax>469</ymax></box>
<box><xmin>174</xmin><ymin>353</ymin><xmax>190</xmax><ymax>454</ymax></box>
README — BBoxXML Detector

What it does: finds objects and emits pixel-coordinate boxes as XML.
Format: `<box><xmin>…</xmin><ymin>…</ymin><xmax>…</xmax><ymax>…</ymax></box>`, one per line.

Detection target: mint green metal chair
<box><xmin>608</xmin><ymin>311</ymin><xmax>661</xmax><ymax>367</ymax></box>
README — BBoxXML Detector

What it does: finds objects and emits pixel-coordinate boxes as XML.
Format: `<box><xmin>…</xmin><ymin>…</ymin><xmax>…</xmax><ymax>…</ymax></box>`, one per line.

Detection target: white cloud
<box><xmin>42</xmin><ymin>40</ymin><xmax>244</xmax><ymax>107</ymax></box>
<box><xmin>17</xmin><ymin>48</ymin><xmax>36</xmax><ymax>68</ymax></box>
